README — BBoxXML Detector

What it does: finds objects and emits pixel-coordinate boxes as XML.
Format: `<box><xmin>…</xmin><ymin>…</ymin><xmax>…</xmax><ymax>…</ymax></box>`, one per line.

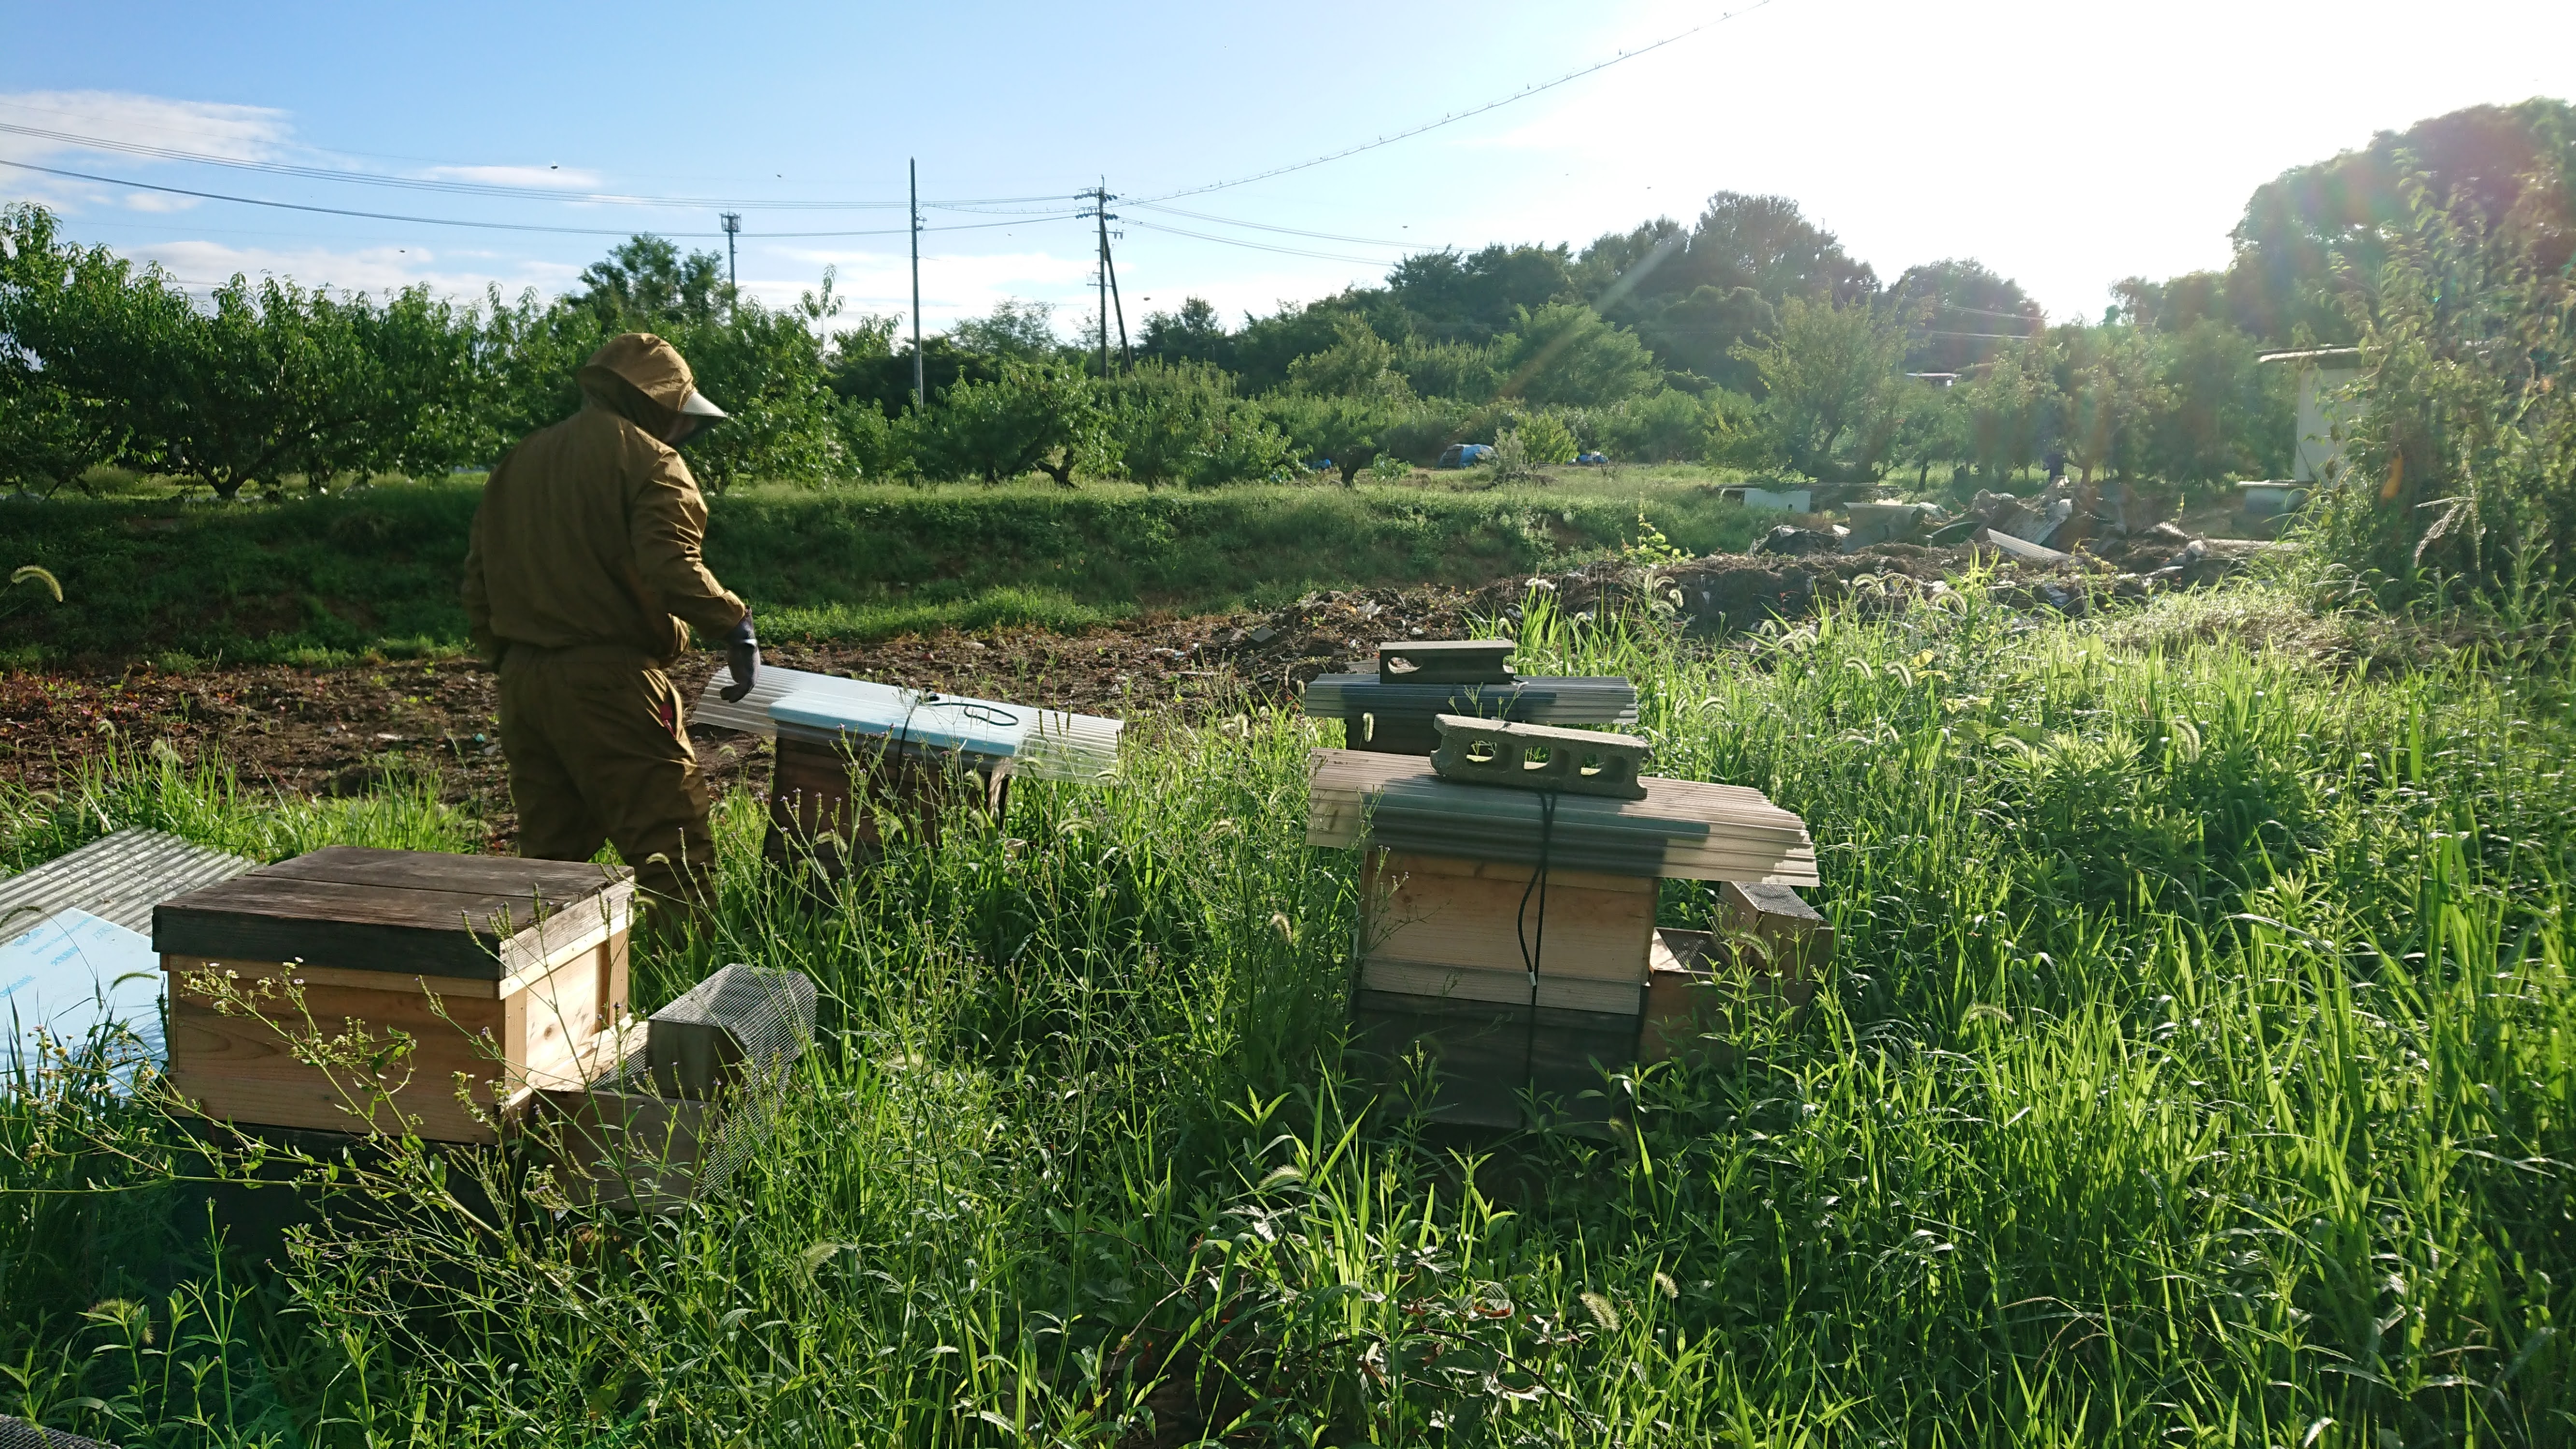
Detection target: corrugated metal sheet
<box><xmin>0</xmin><ymin>828</ymin><xmax>257</xmax><ymax>937</ymax></box>
<box><xmin>1300</xmin><ymin>673</ymin><xmax>1639</xmax><ymax>725</ymax></box>
<box><xmin>692</xmin><ymin>666</ymin><xmax>1122</xmax><ymax>784</ymax></box>
<box><xmin>1308</xmin><ymin>748</ymin><xmax>1819</xmax><ymax>886</ymax></box>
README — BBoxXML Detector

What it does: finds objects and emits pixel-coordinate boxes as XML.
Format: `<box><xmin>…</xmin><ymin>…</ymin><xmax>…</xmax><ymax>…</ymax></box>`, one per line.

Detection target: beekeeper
<box><xmin>462</xmin><ymin>332</ymin><xmax>758</xmax><ymax>927</ymax></box>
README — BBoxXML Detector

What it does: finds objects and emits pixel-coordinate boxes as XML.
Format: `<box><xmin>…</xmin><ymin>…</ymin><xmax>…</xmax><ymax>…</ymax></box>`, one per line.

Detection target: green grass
<box><xmin>0</xmin><ymin>473</ymin><xmax>1771</xmax><ymax>666</ymax></box>
<box><xmin>2</xmin><ymin>578</ymin><xmax>2570</xmax><ymax>1445</ymax></box>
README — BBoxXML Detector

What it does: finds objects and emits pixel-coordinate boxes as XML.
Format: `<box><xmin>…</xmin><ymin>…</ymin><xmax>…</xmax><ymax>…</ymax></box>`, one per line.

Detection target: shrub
<box><xmin>1516</xmin><ymin>412</ymin><xmax>1578</xmax><ymax>464</ymax></box>
<box><xmin>1111</xmin><ymin>362</ymin><xmax>1295</xmax><ymax>488</ymax></box>
<box><xmin>2316</xmin><ymin>166</ymin><xmax>2576</xmax><ymax>603</ymax></box>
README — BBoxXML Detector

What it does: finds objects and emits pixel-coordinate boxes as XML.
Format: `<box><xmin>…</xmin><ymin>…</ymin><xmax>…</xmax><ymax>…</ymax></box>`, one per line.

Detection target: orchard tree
<box><xmin>1491</xmin><ymin>302</ymin><xmax>1659</xmax><ymax>408</ymax></box>
<box><xmin>1265</xmin><ymin>390</ymin><xmax>1400</xmax><ymax>486</ymax></box>
<box><xmin>0</xmin><ymin>381</ymin><xmax>123</xmax><ymax>495</ymax></box>
<box><xmin>1107</xmin><ymin>362</ymin><xmax>1290</xmax><ymax>488</ymax></box>
<box><xmin>915</xmin><ymin>359</ymin><xmax>1110</xmax><ymax>484</ymax></box>
<box><xmin>1732</xmin><ymin>296</ymin><xmax>1908</xmax><ymax>480</ymax></box>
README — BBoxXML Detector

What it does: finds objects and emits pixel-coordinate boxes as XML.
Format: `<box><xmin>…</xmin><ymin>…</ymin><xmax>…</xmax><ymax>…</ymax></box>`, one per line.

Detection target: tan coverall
<box><xmin>461</xmin><ymin>333</ymin><xmax>748</xmax><ymax>914</ymax></box>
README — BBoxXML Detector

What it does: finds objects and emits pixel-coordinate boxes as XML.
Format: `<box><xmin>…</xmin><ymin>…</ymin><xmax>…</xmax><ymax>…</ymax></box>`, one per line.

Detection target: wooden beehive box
<box><xmin>764</xmin><ymin>736</ymin><xmax>1010</xmax><ymax>880</ymax></box>
<box><xmin>1357</xmin><ymin>850</ymin><xmax>1655</xmax><ymax>1013</ymax></box>
<box><xmin>154</xmin><ymin>848</ymin><xmax>636</xmax><ymax>1144</ymax></box>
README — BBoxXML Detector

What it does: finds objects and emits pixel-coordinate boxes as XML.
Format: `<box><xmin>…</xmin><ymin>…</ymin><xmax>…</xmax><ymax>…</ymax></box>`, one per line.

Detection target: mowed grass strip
<box><xmin>0</xmin><ymin>474</ymin><xmax>1771</xmax><ymax>666</ymax></box>
<box><xmin>2</xmin><ymin>579</ymin><xmax>2567</xmax><ymax>1444</ymax></box>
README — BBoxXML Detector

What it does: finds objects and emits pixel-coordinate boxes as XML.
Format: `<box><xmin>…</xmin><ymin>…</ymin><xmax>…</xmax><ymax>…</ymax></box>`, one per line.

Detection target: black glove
<box><xmin>720</xmin><ymin>614</ymin><xmax>760</xmax><ymax>703</ymax></box>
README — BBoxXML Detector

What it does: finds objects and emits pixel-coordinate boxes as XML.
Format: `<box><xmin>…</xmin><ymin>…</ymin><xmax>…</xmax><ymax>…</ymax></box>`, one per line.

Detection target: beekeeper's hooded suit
<box><xmin>463</xmin><ymin>332</ymin><xmax>754</xmax><ymax>918</ymax></box>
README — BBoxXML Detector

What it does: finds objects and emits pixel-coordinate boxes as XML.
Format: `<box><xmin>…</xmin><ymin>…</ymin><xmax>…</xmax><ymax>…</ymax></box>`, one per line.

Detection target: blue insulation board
<box><xmin>1</xmin><ymin>907</ymin><xmax>164</xmax><ymax>1088</ymax></box>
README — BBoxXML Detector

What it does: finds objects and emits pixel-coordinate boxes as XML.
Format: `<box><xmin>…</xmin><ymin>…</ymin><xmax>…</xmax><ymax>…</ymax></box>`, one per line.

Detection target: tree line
<box><xmin>0</xmin><ymin>99</ymin><xmax>2565</xmax><ymax>537</ymax></box>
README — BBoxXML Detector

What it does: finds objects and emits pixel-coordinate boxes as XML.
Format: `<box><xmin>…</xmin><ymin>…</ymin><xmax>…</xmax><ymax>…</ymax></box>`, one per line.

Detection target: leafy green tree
<box><xmin>1138</xmin><ymin>297</ymin><xmax>1235</xmax><ymax>371</ymax></box>
<box><xmin>1732</xmin><ymin>297</ymin><xmax>1908</xmax><ymax>480</ymax></box>
<box><xmin>2057</xmin><ymin>325</ymin><xmax>2169</xmax><ymax>483</ymax></box>
<box><xmin>1284</xmin><ymin>315</ymin><xmax>1411</xmax><ymax>400</ymax></box>
<box><xmin>1632</xmin><ymin>284</ymin><xmax>1774</xmax><ymax>392</ymax></box>
<box><xmin>2144</xmin><ymin>317</ymin><xmax>2288</xmax><ymax>484</ymax></box>
<box><xmin>1593</xmin><ymin>389</ymin><xmax>1719</xmax><ymax>463</ymax></box>
<box><xmin>671</xmin><ymin>282</ymin><xmax>856</xmax><ymax>490</ymax></box>
<box><xmin>1955</xmin><ymin>341</ymin><xmax>2060</xmax><ymax>485</ymax></box>
<box><xmin>2228</xmin><ymin>99</ymin><xmax>2575</xmax><ymax>344</ymax></box>
<box><xmin>1491</xmin><ymin>302</ymin><xmax>1659</xmax><ymax>408</ymax></box>
<box><xmin>1264</xmin><ymin>390</ymin><xmax>1401</xmax><ymax>486</ymax></box>
<box><xmin>0</xmin><ymin>379</ymin><xmax>124</xmax><ymax>496</ymax></box>
<box><xmin>1379</xmin><ymin>398</ymin><xmax>1474</xmax><ymax>465</ymax></box>
<box><xmin>914</xmin><ymin>359</ymin><xmax>1110</xmax><ymax>485</ymax></box>
<box><xmin>1515</xmin><ymin>412</ymin><xmax>1578</xmax><ymax>464</ymax></box>
<box><xmin>1384</xmin><ymin>243</ymin><xmax>1575</xmax><ymax>344</ymax></box>
<box><xmin>1886</xmin><ymin>258</ymin><xmax>2041</xmax><ymax>373</ymax></box>
<box><xmin>1392</xmin><ymin>337</ymin><xmax>1498</xmax><ymax>402</ymax></box>
<box><xmin>572</xmin><ymin>235</ymin><xmax>730</xmax><ymax>326</ymax></box>
<box><xmin>1232</xmin><ymin>296</ymin><xmax>1376</xmax><ymax>393</ymax></box>
<box><xmin>946</xmin><ymin>299</ymin><xmax>1063</xmax><ymax>361</ymax></box>
<box><xmin>2319</xmin><ymin>162</ymin><xmax>2576</xmax><ymax>595</ymax></box>
<box><xmin>1106</xmin><ymin>362</ymin><xmax>1291</xmax><ymax>488</ymax></box>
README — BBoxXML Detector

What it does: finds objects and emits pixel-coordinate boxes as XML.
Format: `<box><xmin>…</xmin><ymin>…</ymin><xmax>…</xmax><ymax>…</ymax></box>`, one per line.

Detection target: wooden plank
<box><xmin>162</xmin><ymin>926</ymin><xmax>629</xmax><ymax>1140</ymax></box>
<box><xmin>1362</xmin><ymin>851</ymin><xmax>1654</xmax><ymax>982</ymax></box>
<box><xmin>161</xmin><ymin>953</ymin><xmax>505</xmax><ymax>1001</ymax></box>
<box><xmin>1348</xmin><ymin>989</ymin><xmax>1639</xmax><ymax>1131</ymax></box>
<box><xmin>1309</xmin><ymin>748</ymin><xmax>1821</xmax><ymax>885</ymax></box>
<box><xmin>1720</xmin><ymin>880</ymin><xmax>1833</xmax><ymax>989</ymax></box>
<box><xmin>156</xmin><ymin>876</ymin><xmax>631</xmax><ymax>980</ymax></box>
<box><xmin>262</xmin><ymin>846</ymin><xmax>629</xmax><ymax>898</ymax></box>
<box><xmin>494</xmin><ymin>895</ymin><xmax>631</xmax><ymax>985</ymax></box>
<box><xmin>164</xmin><ymin>973</ymin><xmax>509</xmax><ymax>1143</ymax></box>
<box><xmin>1369</xmin><ymin>848</ymin><xmax>1651</xmax><ymax>895</ymax></box>
<box><xmin>1358</xmin><ymin>958</ymin><xmax>1645</xmax><ymax>1014</ymax></box>
<box><xmin>509</xmin><ymin>944</ymin><xmax>607</xmax><ymax>1093</ymax></box>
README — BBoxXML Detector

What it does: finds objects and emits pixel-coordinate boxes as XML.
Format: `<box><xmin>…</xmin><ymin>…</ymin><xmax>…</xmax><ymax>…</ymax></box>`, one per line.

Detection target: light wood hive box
<box><xmin>1357</xmin><ymin>849</ymin><xmax>1657</xmax><ymax>1015</ymax></box>
<box><xmin>154</xmin><ymin>847</ymin><xmax>636</xmax><ymax>1144</ymax></box>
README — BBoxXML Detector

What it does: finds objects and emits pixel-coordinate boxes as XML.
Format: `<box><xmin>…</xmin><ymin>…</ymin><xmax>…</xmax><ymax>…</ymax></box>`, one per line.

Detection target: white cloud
<box><xmin>422</xmin><ymin>164</ymin><xmax>607</xmax><ymax>190</ymax></box>
<box><xmin>0</xmin><ymin>90</ymin><xmax>291</xmax><ymax>165</ymax></box>
<box><xmin>122</xmin><ymin>191</ymin><xmax>201</xmax><ymax>213</ymax></box>
<box><xmin>114</xmin><ymin>237</ymin><xmax>580</xmax><ymax>302</ymax></box>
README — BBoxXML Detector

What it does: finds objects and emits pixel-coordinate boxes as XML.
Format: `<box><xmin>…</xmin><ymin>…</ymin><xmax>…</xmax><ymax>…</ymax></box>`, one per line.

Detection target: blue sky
<box><xmin>4</xmin><ymin>0</ymin><xmax>2571</xmax><ymax>339</ymax></box>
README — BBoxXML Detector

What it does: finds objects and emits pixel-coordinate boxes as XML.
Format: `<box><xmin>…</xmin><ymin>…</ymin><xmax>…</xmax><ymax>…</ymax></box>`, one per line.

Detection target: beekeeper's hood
<box><xmin>577</xmin><ymin>332</ymin><xmax>727</xmax><ymax>440</ymax></box>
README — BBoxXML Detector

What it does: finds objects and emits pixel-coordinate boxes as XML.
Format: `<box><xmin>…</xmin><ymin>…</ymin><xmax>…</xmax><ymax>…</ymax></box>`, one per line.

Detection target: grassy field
<box><xmin>2</xmin><ymin>573</ymin><xmax>2569</xmax><ymax>1445</ymax></box>
<box><xmin>0</xmin><ymin>468</ymin><xmax>1771</xmax><ymax>668</ymax></box>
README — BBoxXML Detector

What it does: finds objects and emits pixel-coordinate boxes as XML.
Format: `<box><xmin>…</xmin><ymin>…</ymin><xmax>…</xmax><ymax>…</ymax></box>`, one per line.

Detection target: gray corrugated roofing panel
<box><xmin>1301</xmin><ymin>673</ymin><xmax>1640</xmax><ymax>724</ymax></box>
<box><xmin>0</xmin><ymin>828</ymin><xmax>259</xmax><ymax>936</ymax></box>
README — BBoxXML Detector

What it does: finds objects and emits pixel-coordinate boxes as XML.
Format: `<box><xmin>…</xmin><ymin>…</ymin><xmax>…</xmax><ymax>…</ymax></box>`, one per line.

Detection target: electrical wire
<box><xmin>1128</xmin><ymin>201</ymin><xmax>1420</xmax><ymax>249</ymax></box>
<box><xmin>0</xmin><ymin>158</ymin><xmax>1078</xmax><ymax>238</ymax></box>
<box><xmin>1120</xmin><ymin>216</ymin><xmax>1393</xmax><ymax>267</ymax></box>
<box><xmin>0</xmin><ymin>118</ymin><xmax>1073</xmax><ymax>210</ymax></box>
<box><xmin>1133</xmin><ymin>0</ymin><xmax>1784</xmax><ymax>203</ymax></box>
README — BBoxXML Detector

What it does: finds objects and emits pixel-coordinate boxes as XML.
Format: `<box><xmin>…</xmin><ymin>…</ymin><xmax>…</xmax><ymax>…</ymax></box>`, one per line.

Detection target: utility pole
<box><xmin>1093</xmin><ymin>182</ymin><xmax>1110</xmax><ymax>378</ymax></box>
<box><xmin>720</xmin><ymin>212</ymin><xmax>740</xmax><ymax>314</ymax></box>
<box><xmin>909</xmin><ymin>159</ymin><xmax>925</xmax><ymax>408</ymax></box>
<box><xmin>1081</xmin><ymin>181</ymin><xmax>1121</xmax><ymax>377</ymax></box>
<box><xmin>1104</xmin><ymin>219</ymin><xmax>1132</xmax><ymax>372</ymax></box>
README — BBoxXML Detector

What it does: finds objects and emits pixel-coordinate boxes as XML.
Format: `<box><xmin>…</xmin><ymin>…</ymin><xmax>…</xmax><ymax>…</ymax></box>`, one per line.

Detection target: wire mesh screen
<box><xmin>646</xmin><ymin>963</ymin><xmax>818</xmax><ymax>1101</ymax></box>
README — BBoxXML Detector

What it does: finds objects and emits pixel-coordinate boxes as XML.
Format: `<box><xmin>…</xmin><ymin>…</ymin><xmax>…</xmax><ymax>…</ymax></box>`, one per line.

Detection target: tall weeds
<box><xmin>1</xmin><ymin>582</ymin><xmax>2569</xmax><ymax>1445</ymax></box>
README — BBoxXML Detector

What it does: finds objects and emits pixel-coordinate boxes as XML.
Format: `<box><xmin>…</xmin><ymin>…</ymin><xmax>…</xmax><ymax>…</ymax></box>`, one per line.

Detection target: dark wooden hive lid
<box><xmin>153</xmin><ymin>847</ymin><xmax>634</xmax><ymax>980</ymax></box>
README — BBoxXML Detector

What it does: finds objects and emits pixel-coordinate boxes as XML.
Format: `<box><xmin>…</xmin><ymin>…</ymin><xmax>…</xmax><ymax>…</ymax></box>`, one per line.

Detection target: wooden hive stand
<box><xmin>1311</xmin><ymin>745</ymin><xmax>1826</xmax><ymax>1131</ymax></box>
<box><xmin>154</xmin><ymin>847</ymin><xmax>637</xmax><ymax>1144</ymax></box>
<box><xmin>763</xmin><ymin>736</ymin><xmax>1010</xmax><ymax>882</ymax></box>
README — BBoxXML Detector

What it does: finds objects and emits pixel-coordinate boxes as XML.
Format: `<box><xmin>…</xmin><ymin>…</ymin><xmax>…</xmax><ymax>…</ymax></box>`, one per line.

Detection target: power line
<box><xmin>0</xmin><ymin>119</ymin><xmax>1073</xmax><ymax>210</ymax></box>
<box><xmin>0</xmin><ymin>157</ymin><xmax>1078</xmax><ymax>237</ymax></box>
<box><xmin>1120</xmin><ymin>216</ymin><xmax>1391</xmax><ymax>267</ymax></box>
<box><xmin>1129</xmin><ymin>200</ymin><xmax>1420</xmax><ymax>249</ymax></box>
<box><xmin>1132</xmin><ymin>0</ymin><xmax>1784</xmax><ymax>204</ymax></box>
